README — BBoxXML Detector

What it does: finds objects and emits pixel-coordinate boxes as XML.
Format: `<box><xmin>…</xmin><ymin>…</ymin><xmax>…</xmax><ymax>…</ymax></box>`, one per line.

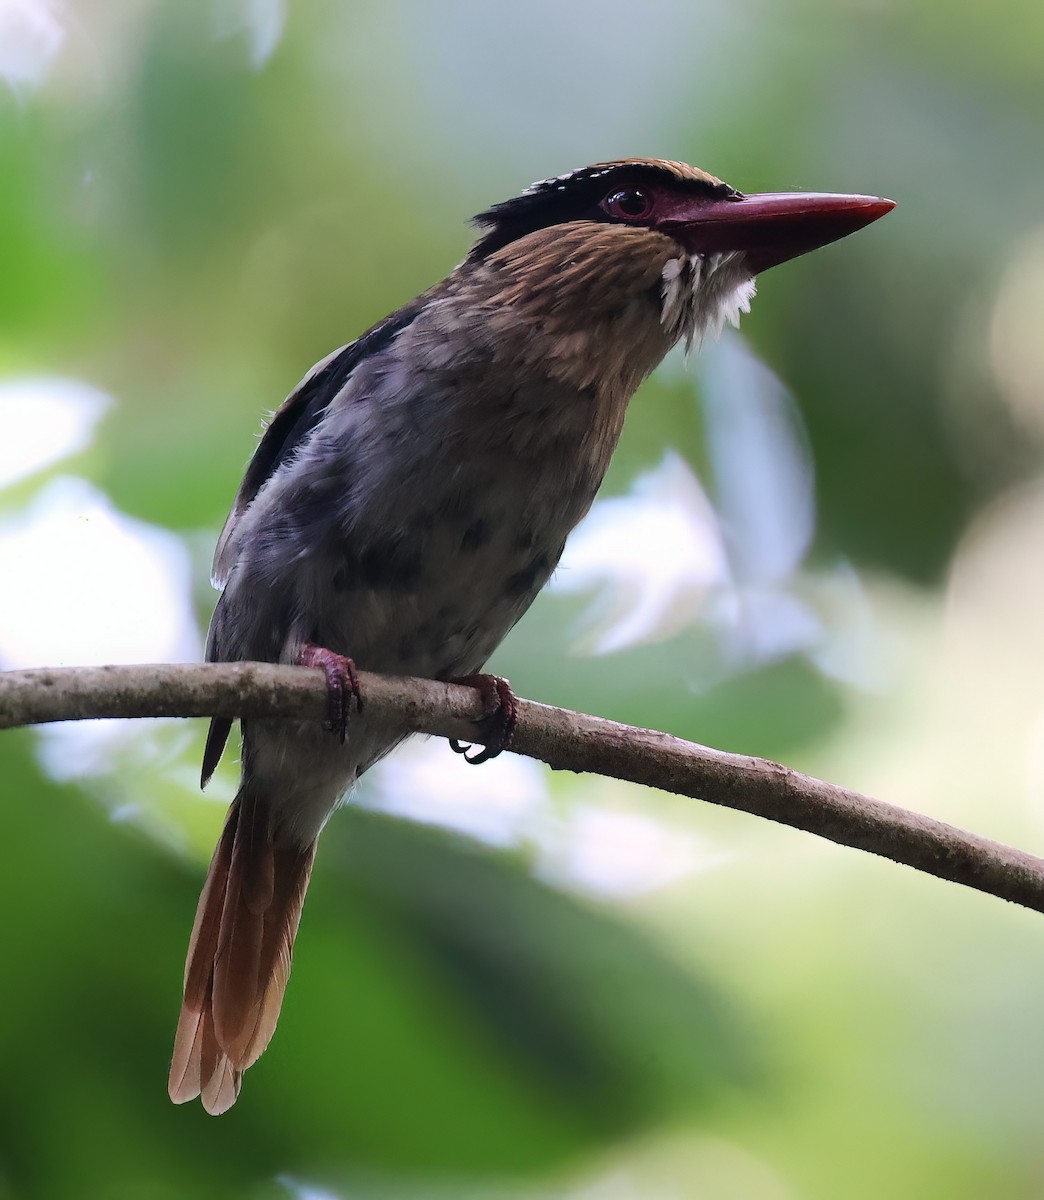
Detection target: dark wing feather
<box><xmin>201</xmin><ymin>718</ymin><xmax>233</xmax><ymax>790</ymax></box>
<box><xmin>211</xmin><ymin>342</ymin><xmax>353</xmax><ymax>586</ymax></box>
<box><xmin>199</xmin><ymin>296</ymin><xmax>430</xmax><ymax>783</ymax></box>
<box><xmin>211</xmin><ymin>297</ymin><xmax>430</xmax><ymax>586</ymax></box>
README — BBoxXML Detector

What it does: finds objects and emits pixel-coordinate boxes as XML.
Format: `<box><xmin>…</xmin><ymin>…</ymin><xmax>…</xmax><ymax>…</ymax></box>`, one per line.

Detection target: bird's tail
<box><xmin>167</xmin><ymin>784</ymin><xmax>316</xmax><ymax>1115</ymax></box>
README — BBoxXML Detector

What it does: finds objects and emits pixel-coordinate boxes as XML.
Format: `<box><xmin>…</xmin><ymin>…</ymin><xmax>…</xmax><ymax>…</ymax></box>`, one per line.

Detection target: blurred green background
<box><xmin>3</xmin><ymin>1</ymin><xmax>1044</xmax><ymax>1196</ymax></box>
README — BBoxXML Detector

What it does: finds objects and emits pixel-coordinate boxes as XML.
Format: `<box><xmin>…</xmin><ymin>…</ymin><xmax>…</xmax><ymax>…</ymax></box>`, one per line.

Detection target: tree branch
<box><xmin>2</xmin><ymin>662</ymin><xmax>1043</xmax><ymax>915</ymax></box>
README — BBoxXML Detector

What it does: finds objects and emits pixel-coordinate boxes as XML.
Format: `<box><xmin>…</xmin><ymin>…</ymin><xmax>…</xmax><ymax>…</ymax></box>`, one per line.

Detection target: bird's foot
<box><xmin>296</xmin><ymin>644</ymin><xmax>362</xmax><ymax>742</ymax></box>
<box><xmin>448</xmin><ymin>674</ymin><xmax>519</xmax><ymax>765</ymax></box>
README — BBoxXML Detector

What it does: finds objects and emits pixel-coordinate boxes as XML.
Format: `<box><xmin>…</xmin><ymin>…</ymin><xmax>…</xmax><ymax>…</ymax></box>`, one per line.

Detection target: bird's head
<box><xmin>470</xmin><ymin>158</ymin><xmax>894</xmax><ymax>355</ymax></box>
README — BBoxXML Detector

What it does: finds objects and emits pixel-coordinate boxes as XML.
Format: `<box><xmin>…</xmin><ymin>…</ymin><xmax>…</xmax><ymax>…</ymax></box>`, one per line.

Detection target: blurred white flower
<box><xmin>0</xmin><ymin>475</ymin><xmax>201</xmax><ymax>778</ymax></box>
<box><xmin>0</xmin><ymin>0</ymin><xmax>64</xmax><ymax>96</ymax></box>
<box><xmin>0</xmin><ymin>475</ymin><xmax>198</xmax><ymax>669</ymax></box>
<box><xmin>551</xmin><ymin>450</ymin><xmax>730</xmax><ymax>654</ymax></box>
<box><xmin>214</xmin><ymin>0</ymin><xmax>285</xmax><ymax>68</ymax></box>
<box><xmin>550</xmin><ymin>333</ymin><xmax>818</xmax><ymax>661</ymax></box>
<box><xmin>365</xmin><ymin>736</ymin><xmax>549</xmax><ymax>849</ymax></box>
<box><xmin>536</xmin><ymin>805</ymin><xmax>725</xmax><ymax>898</ymax></box>
<box><xmin>278</xmin><ymin>1180</ymin><xmax>341</xmax><ymax>1200</ymax></box>
<box><xmin>365</xmin><ymin>737</ymin><xmax>720</xmax><ymax>898</ymax></box>
<box><xmin>546</xmin><ymin>334</ymin><xmax>884</xmax><ymax>689</ymax></box>
<box><xmin>697</xmin><ymin>334</ymin><xmax>815</xmax><ymax>584</ymax></box>
<box><xmin>0</xmin><ymin>376</ymin><xmax>109</xmax><ymax>489</ymax></box>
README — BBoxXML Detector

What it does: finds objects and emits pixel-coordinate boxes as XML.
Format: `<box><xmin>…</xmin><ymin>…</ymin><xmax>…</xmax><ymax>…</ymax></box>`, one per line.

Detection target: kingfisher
<box><xmin>168</xmin><ymin>158</ymin><xmax>894</xmax><ymax>1113</ymax></box>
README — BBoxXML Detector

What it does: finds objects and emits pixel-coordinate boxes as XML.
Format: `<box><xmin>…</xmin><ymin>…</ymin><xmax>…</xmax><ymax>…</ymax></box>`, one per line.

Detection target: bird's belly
<box><xmin>236</xmin><ymin>392</ymin><xmax>608</xmax><ymax>679</ymax></box>
<box><xmin>315</xmin><ymin>525</ymin><xmax>562</xmax><ymax>680</ymax></box>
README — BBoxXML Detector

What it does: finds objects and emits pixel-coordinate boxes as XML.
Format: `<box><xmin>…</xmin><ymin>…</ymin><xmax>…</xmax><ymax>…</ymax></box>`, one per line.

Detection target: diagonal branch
<box><xmin>2</xmin><ymin>662</ymin><xmax>1044</xmax><ymax>914</ymax></box>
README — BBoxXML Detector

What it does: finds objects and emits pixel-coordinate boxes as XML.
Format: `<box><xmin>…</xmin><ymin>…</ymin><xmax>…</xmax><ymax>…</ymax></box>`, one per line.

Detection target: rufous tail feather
<box><xmin>168</xmin><ymin>786</ymin><xmax>316</xmax><ymax>1114</ymax></box>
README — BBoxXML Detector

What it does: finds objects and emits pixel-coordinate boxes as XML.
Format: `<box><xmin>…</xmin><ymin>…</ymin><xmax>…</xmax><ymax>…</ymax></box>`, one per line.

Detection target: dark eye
<box><xmin>603</xmin><ymin>188</ymin><xmax>655</xmax><ymax>221</ymax></box>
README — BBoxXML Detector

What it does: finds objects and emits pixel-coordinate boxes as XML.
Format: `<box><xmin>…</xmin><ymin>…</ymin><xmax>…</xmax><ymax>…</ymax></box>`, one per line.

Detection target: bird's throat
<box><xmin>661</xmin><ymin>252</ymin><xmax>757</xmax><ymax>351</ymax></box>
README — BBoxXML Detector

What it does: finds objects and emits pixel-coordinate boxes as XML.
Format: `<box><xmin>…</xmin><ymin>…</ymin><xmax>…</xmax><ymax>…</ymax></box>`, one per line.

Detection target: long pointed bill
<box><xmin>661</xmin><ymin>191</ymin><xmax>895</xmax><ymax>273</ymax></box>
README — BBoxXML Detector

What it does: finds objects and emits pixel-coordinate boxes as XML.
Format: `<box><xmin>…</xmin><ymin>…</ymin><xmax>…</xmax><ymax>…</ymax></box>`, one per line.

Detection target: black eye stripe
<box><xmin>469</xmin><ymin>163</ymin><xmax>735</xmax><ymax>259</ymax></box>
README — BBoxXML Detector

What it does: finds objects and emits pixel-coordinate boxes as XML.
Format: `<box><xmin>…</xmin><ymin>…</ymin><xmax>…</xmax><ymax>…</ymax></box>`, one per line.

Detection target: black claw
<box><xmin>466</xmin><ymin>744</ymin><xmax>498</xmax><ymax>765</ymax></box>
<box><xmin>449</xmin><ymin>737</ymin><xmax>499</xmax><ymax>764</ymax></box>
<box><xmin>448</xmin><ymin>674</ymin><xmax>519</xmax><ymax>767</ymax></box>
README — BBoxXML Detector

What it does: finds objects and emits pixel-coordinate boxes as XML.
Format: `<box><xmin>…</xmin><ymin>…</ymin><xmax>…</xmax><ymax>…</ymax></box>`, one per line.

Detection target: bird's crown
<box><xmin>470</xmin><ymin>158</ymin><xmax>738</xmax><ymax>260</ymax></box>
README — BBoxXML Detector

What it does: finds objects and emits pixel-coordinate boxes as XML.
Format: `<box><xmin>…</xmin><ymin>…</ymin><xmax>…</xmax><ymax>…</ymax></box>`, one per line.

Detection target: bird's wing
<box><xmin>211</xmin><ymin>343</ymin><xmax>351</xmax><ymax>586</ymax></box>
<box><xmin>200</xmin><ymin>293</ymin><xmax>434</xmax><ymax>786</ymax></box>
<box><xmin>211</xmin><ymin>295</ymin><xmax>430</xmax><ymax>587</ymax></box>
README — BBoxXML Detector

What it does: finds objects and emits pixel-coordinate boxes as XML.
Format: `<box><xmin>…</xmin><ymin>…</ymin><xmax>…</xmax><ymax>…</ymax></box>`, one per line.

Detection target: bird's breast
<box><xmin>309</xmin><ymin>431</ymin><xmax>592</xmax><ymax>680</ymax></box>
<box><xmin>223</xmin><ymin>293</ymin><xmax>648</xmax><ymax>679</ymax></box>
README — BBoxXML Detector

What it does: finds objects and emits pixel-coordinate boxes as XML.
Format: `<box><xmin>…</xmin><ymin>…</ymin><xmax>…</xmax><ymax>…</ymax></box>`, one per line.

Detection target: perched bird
<box><xmin>169</xmin><ymin>158</ymin><xmax>894</xmax><ymax>1113</ymax></box>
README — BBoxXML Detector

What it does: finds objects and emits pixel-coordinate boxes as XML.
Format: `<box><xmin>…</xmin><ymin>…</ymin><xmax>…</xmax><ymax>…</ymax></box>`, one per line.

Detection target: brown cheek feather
<box><xmin>484</xmin><ymin>223</ymin><xmax>676</xmax><ymax>393</ymax></box>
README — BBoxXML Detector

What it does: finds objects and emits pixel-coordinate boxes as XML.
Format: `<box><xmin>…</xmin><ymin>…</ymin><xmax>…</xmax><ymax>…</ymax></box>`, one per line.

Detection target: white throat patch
<box><xmin>660</xmin><ymin>252</ymin><xmax>757</xmax><ymax>351</ymax></box>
